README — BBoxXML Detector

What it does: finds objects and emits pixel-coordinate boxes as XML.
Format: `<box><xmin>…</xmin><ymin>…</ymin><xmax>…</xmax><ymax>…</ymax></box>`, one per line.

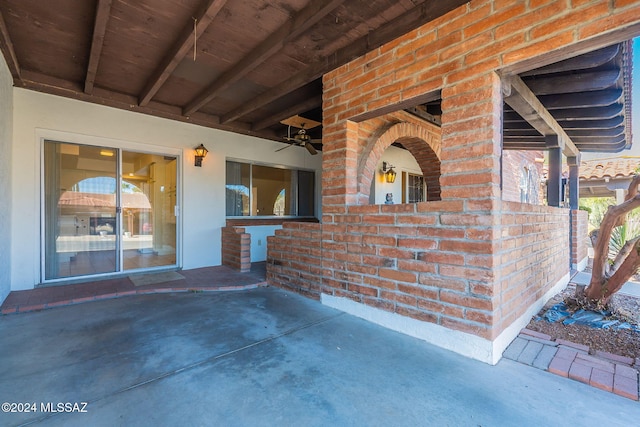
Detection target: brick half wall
<box><xmin>267</xmin><ymin>200</ymin><xmax>572</xmax><ymax>364</ymax></box>
<box><xmin>496</xmin><ymin>202</ymin><xmax>570</xmax><ymax>339</ymax></box>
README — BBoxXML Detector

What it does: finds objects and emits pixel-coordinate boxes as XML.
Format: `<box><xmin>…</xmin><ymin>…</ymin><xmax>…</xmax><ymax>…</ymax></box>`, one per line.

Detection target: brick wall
<box><xmin>268</xmin><ymin>200</ymin><xmax>570</xmax><ymax>341</ymax></box>
<box><xmin>267</xmin><ymin>0</ymin><xmax>640</xmax><ymax>360</ymax></box>
<box><xmin>502</xmin><ymin>150</ymin><xmax>544</xmax><ymax>204</ymax></box>
<box><xmin>571</xmin><ymin>209</ymin><xmax>589</xmax><ymax>270</ymax></box>
<box><xmin>266</xmin><ymin>222</ymin><xmax>323</xmax><ymax>299</ymax></box>
<box><xmin>221</xmin><ymin>226</ymin><xmax>251</xmax><ymax>272</ymax></box>
<box><xmin>496</xmin><ymin>202</ymin><xmax>569</xmax><ymax>333</ymax></box>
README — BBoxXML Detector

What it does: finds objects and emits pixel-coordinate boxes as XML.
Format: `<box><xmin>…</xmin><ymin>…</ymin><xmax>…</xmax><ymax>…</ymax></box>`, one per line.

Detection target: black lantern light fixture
<box><xmin>194</xmin><ymin>144</ymin><xmax>208</xmax><ymax>167</ymax></box>
<box><xmin>382</xmin><ymin>161</ymin><xmax>397</xmax><ymax>183</ymax></box>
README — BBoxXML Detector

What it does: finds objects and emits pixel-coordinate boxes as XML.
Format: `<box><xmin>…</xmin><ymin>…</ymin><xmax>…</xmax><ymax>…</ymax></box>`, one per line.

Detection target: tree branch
<box><xmin>610</xmin><ymin>234</ymin><xmax>640</xmax><ymax>275</ymax></box>
<box><xmin>589</xmin><ymin>194</ymin><xmax>640</xmax><ymax>289</ymax></box>
<box><xmin>587</xmin><ymin>239</ymin><xmax>640</xmax><ymax>303</ymax></box>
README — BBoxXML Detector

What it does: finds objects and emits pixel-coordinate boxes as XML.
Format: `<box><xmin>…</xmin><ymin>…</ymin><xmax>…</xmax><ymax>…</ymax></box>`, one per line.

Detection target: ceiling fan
<box><xmin>276</xmin><ymin>115</ymin><xmax>321</xmax><ymax>155</ymax></box>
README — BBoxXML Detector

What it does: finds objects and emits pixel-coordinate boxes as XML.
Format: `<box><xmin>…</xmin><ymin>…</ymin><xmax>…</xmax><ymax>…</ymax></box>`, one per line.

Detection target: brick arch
<box><xmin>357</xmin><ymin>122</ymin><xmax>441</xmax><ymax>204</ymax></box>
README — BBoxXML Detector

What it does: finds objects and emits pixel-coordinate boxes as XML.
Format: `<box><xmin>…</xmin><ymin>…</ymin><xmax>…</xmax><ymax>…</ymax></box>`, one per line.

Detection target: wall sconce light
<box><xmin>194</xmin><ymin>144</ymin><xmax>208</xmax><ymax>167</ymax></box>
<box><xmin>382</xmin><ymin>161</ymin><xmax>397</xmax><ymax>183</ymax></box>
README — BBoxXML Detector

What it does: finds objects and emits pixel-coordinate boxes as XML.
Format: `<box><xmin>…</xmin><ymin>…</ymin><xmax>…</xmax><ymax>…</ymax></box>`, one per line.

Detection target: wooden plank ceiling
<box><xmin>0</xmin><ymin>0</ymin><xmax>632</xmax><ymax>154</ymax></box>
<box><xmin>503</xmin><ymin>41</ymin><xmax>633</xmax><ymax>154</ymax></box>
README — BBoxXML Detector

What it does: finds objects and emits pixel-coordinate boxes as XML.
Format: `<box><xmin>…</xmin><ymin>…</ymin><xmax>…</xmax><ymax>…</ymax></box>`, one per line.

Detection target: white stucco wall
<box><xmin>11</xmin><ymin>89</ymin><xmax>321</xmax><ymax>290</ymax></box>
<box><xmin>0</xmin><ymin>54</ymin><xmax>12</xmax><ymax>304</ymax></box>
<box><xmin>373</xmin><ymin>145</ymin><xmax>422</xmax><ymax>204</ymax></box>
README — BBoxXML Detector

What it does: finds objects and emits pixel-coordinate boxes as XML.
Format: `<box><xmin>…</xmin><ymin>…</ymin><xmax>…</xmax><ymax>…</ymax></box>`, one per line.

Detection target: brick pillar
<box><xmin>321</xmin><ymin>119</ymin><xmax>360</xmax><ymax>211</ymax></box>
<box><xmin>439</xmin><ymin>73</ymin><xmax>502</xmax><ymax>202</ymax></box>
<box><xmin>221</xmin><ymin>226</ymin><xmax>251</xmax><ymax>272</ymax></box>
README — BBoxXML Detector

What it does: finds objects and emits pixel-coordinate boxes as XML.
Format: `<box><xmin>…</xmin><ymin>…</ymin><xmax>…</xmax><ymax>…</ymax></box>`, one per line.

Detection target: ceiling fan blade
<box><xmin>304</xmin><ymin>142</ymin><xmax>318</xmax><ymax>155</ymax></box>
<box><xmin>275</xmin><ymin>143</ymin><xmax>294</xmax><ymax>152</ymax></box>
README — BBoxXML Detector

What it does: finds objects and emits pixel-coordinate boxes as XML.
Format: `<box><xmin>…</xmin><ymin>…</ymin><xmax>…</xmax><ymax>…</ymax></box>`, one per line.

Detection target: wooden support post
<box><xmin>547</xmin><ymin>136</ymin><xmax>562</xmax><ymax>207</ymax></box>
<box><xmin>568</xmin><ymin>155</ymin><xmax>580</xmax><ymax>210</ymax></box>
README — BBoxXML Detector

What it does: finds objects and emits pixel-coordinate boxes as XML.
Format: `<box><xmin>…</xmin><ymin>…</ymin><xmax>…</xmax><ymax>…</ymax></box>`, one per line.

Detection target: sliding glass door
<box><xmin>43</xmin><ymin>141</ymin><xmax>178</xmax><ymax>281</ymax></box>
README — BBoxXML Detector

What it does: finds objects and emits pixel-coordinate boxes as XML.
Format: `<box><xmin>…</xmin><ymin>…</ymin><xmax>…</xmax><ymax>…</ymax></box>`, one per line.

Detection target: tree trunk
<box><xmin>585</xmin><ymin>174</ymin><xmax>640</xmax><ymax>305</ymax></box>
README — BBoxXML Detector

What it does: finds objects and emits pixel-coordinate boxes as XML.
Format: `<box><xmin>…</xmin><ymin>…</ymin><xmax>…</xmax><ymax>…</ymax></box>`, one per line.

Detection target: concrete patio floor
<box><xmin>1</xmin><ymin>287</ymin><xmax>638</xmax><ymax>426</ymax></box>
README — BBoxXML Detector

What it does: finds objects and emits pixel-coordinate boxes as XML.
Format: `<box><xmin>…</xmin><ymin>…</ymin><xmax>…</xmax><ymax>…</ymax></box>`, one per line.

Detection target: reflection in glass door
<box><xmin>122</xmin><ymin>151</ymin><xmax>177</xmax><ymax>271</ymax></box>
<box><xmin>43</xmin><ymin>141</ymin><xmax>178</xmax><ymax>281</ymax></box>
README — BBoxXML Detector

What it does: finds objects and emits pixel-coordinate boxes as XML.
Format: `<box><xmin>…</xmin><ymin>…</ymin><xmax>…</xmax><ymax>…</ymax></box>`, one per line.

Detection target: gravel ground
<box><xmin>527</xmin><ymin>283</ymin><xmax>640</xmax><ymax>359</ymax></box>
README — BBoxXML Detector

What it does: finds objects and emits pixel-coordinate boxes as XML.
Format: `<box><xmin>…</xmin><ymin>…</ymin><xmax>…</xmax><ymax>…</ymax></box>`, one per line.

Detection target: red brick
<box><xmin>519</xmin><ymin>328</ymin><xmax>552</xmax><ymax>341</ymax></box>
<box><xmin>590</xmin><ymin>368</ymin><xmax>614</xmax><ymax>392</ymax></box>
<box><xmin>615</xmin><ymin>364</ymin><xmax>639</xmax><ymax>380</ymax></box>
<box><xmin>569</xmin><ymin>361</ymin><xmax>593</xmax><ymax>384</ymax></box>
<box><xmin>463</xmin><ymin>3</ymin><xmax>526</xmax><ymax>39</ymax></box>
<box><xmin>441</xmin><ymin>291</ymin><xmax>493</xmax><ymax>311</ymax></box>
<box><xmin>379</xmin><ymin>269</ymin><xmax>417</xmax><ymax>283</ymax></box>
<box><xmin>613</xmin><ymin>375</ymin><xmax>639</xmax><ymax>401</ymax></box>
<box><xmin>363</xmin><ymin>276</ymin><xmax>398</xmax><ymax>291</ymax></box>
<box><xmin>556</xmin><ymin>339</ymin><xmax>589</xmax><ymax>353</ymax></box>
<box><xmin>397</xmin><ymin>283</ymin><xmax>438</xmax><ymax>300</ymax></box>
<box><xmin>554</xmin><ymin>347</ymin><xmax>578</xmax><ymax>361</ymax></box>
<box><xmin>396</xmin><ymin>306</ymin><xmax>438</xmax><ymax>324</ymax></box>
<box><xmin>548</xmin><ymin>356</ymin><xmax>573</xmax><ymax>377</ymax></box>
<box><xmin>440</xmin><ymin>317</ymin><xmax>491</xmax><ymax>339</ymax></box>
<box><xmin>397</xmin><ymin>238</ymin><xmax>437</xmax><ymax>250</ymax></box>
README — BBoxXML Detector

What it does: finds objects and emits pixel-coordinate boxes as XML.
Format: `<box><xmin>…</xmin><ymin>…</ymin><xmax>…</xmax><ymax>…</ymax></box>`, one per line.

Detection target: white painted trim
<box><xmin>321</xmin><ymin>271</ymin><xmax>570</xmax><ymax>365</ymax></box>
<box><xmin>35</xmin><ymin>128</ymin><xmax>183</xmax><ymax>157</ymax></box>
<box><xmin>321</xmin><ymin>293</ymin><xmax>496</xmax><ymax>364</ymax></box>
<box><xmin>572</xmin><ymin>256</ymin><xmax>588</xmax><ymax>272</ymax></box>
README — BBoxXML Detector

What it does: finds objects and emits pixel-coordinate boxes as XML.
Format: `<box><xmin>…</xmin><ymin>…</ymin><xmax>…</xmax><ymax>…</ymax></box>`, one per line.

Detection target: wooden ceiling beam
<box><xmin>505</xmin><ymin>126</ymin><xmax>625</xmax><ymax>138</ymax></box>
<box><xmin>550</xmin><ymin>104</ymin><xmax>624</xmax><ymax>121</ymax></box>
<box><xmin>503</xmin><ymin>75</ymin><xmax>578</xmax><ymax>157</ymax></box>
<box><xmin>503</xmin><ymin>143</ymin><xmax>547</xmax><ymax>150</ymax></box>
<box><xmin>539</xmin><ymin>89</ymin><xmax>622</xmax><ymax>109</ymax></box>
<box><xmin>183</xmin><ymin>0</ymin><xmax>346</xmax><ymax>116</ymax></box>
<box><xmin>19</xmin><ymin>70</ymin><xmax>281</xmax><ymax>141</ymax></box>
<box><xmin>221</xmin><ymin>0</ymin><xmax>469</xmax><ymax>124</ymax></box>
<box><xmin>557</xmin><ymin>116</ymin><xmax>624</xmax><ymax>129</ymax></box>
<box><xmin>138</xmin><ymin>0</ymin><xmax>228</xmax><ymax>107</ymax></box>
<box><xmin>502</xmin><ymin>103</ymin><xmax>624</xmax><ymax>123</ymax></box>
<box><xmin>505</xmin><ymin>115</ymin><xmax>624</xmax><ymax>130</ymax></box>
<box><xmin>520</xmin><ymin>44</ymin><xmax>619</xmax><ymax>77</ymax></box>
<box><xmin>571</xmin><ymin>136</ymin><xmax>625</xmax><ymax>145</ymax></box>
<box><xmin>547</xmin><ymin>90</ymin><xmax>623</xmax><ymax>109</ymax></box>
<box><xmin>0</xmin><ymin>9</ymin><xmax>21</xmax><ymax>80</ymax></box>
<box><xmin>523</xmin><ymin>69</ymin><xmax>621</xmax><ymax>96</ymax></box>
<box><xmin>252</xmin><ymin>95</ymin><xmax>323</xmax><ymax>131</ymax></box>
<box><xmin>580</xmin><ymin>143</ymin><xmax>628</xmax><ymax>152</ymax></box>
<box><xmin>566</xmin><ymin>126</ymin><xmax>624</xmax><ymax>138</ymax></box>
<box><xmin>84</xmin><ymin>0</ymin><xmax>113</xmax><ymax>95</ymax></box>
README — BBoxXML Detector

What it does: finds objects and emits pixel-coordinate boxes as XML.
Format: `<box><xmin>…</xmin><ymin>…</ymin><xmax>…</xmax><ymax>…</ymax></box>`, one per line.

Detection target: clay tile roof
<box><xmin>579</xmin><ymin>157</ymin><xmax>640</xmax><ymax>180</ymax></box>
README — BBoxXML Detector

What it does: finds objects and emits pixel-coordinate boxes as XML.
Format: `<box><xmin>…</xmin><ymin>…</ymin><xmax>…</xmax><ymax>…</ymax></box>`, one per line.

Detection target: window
<box><xmin>225</xmin><ymin>160</ymin><xmax>315</xmax><ymax>217</ymax></box>
<box><xmin>403</xmin><ymin>172</ymin><xmax>426</xmax><ymax>203</ymax></box>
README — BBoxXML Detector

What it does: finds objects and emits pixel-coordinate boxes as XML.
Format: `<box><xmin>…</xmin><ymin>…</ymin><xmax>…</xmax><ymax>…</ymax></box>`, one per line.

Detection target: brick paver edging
<box><xmin>504</xmin><ymin>328</ymin><xmax>639</xmax><ymax>401</ymax></box>
<box><xmin>1</xmin><ymin>282</ymin><xmax>268</xmax><ymax>315</ymax></box>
